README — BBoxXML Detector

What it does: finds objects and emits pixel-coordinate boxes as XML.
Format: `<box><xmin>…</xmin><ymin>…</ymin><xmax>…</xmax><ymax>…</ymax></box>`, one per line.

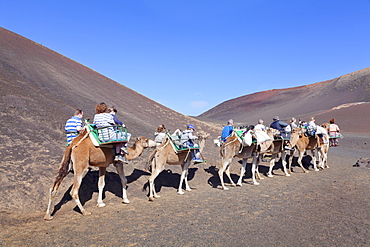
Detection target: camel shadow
<box><xmin>51</xmin><ymin>168</ymin><xmax>149</xmax><ymax>216</ymax></box>
<box><xmin>142</xmin><ymin>168</ymin><xmax>198</xmax><ymax>195</ymax></box>
<box><xmin>286</xmin><ymin>155</ymin><xmax>312</xmax><ymax>172</ymax></box>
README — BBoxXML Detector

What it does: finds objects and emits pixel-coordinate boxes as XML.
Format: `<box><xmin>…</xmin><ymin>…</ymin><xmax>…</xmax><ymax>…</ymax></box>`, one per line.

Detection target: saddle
<box><xmin>166</xmin><ymin>133</ymin><xmax>200</xmax><ymax>153</ymax></box>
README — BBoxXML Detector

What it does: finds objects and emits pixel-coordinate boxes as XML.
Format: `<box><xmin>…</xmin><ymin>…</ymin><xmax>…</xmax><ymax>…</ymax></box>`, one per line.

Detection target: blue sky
<box><xmin>2</xmin><ymin>0</ymin><xmax>370</xmax><ymax>116</ymax></box>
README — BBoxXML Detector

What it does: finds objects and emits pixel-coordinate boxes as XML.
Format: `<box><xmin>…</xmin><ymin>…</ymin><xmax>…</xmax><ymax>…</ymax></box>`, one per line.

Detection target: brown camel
<box><xmin>44</xmin><ymin>127</ymin><xmax>156</xmax><ymax>220</ymax></box>
<box><xmin>288</xmin><ymin>127</ymin><xmax>328</xmax><ymax>173</ymax></box>
<box><xmin>218</xmin><ymin>132</ymin><xmax>258</xmax><ymax>189</ymax></box>
<box><xmin>146</xmin><ymin>131</ymin><xmax>209</xmax><ymax>201</ymax></box>
<box><xmin>255</xmin><ymin>128</ymin><xmax>301</xmax><ymax>178</ymax></box>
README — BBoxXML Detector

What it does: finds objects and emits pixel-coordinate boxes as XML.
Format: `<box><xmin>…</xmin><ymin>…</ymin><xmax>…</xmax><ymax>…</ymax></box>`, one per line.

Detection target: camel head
<box><xmin>290</xmin><ymin>127</ymin><xmax>302</xmax><ymax>146</ymax></box>
<box><xmin>265</xmin><ymin>127</ymin><xmax>280</xmax><ymax>138</ymax></box>
<box><xmin>197</xmin><ymin>131</ymin><xmax>210</xmax><ymax>140</ymax></box>
<box><xmin>321</xmin><ymin>123</ymin><xmax>330</xmax><ymax>130</ymax></box>
<box><xmin>136</xmin><ymin>136</ymin><xmax>156</xmax><ymax>148</ymax></box>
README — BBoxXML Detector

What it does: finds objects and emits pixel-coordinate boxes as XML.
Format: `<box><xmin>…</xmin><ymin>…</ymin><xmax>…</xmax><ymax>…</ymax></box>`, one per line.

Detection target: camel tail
<box><xmin>144</xmin><ymin>149</ymin><xmax>157</xmax><ymax>173</ymax></box>
<box><xmin>51</xmin><ymin>145</ymin><xmax>73</xmax><ymax>192</ymax></box>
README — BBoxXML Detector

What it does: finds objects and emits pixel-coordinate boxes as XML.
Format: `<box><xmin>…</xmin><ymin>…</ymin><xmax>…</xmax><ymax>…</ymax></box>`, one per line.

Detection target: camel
<box><xmin>287</xmin><ymin>127</ymin><xmax>328</xmax><ymax>173</ymax></box>
<box><xmin>255</xmin><ymin>128</ymin><xmax>301</xmax><ymax>178</ymax></box>
<box><xmin>44</xmin><ymin>127</ymin><xmax>156</xmax><ymax>220</ymax></box>
<box><xmin>218</xmin><ymin>132</ymin><xmax>258</xmax><ymax>190</ymax></box>
<box><xmin>146</xmin><ymin>131</ymin><xmax>209</xmax><ymax>201</ymax></box>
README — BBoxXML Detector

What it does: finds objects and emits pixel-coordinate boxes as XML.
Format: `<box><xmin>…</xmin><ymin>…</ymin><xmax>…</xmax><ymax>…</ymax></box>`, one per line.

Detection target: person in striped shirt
<box><xmin>93</xmin><ymin>102</ymin><xmax>129</xmax><ymax>163</ymax></box>
<box><xmin>65</xmin><ymin>109</ymin><xmax>84</xmax><ymax>145</ymax></box>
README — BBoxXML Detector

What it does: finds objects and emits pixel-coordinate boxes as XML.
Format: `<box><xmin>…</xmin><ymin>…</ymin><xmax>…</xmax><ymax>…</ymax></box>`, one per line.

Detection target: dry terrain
<box><xmin>1</xmin><ymin>132</ymin><xmax>369</xmax><ymax>246</ymax></box>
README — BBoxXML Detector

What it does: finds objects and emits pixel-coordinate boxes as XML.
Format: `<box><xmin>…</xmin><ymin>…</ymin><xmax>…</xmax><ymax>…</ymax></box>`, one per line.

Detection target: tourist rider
<box><xmin>254</xmin><ymin>119</ymin><xmax>266</xmax><ymax>131</ymax></box>
<box><xmin>180</xmin><ymin>124</ymin><xmax>204</xmax><ymax>163</ymax></box>
<box><xmin>154</xmin><ymin>124</ymin><xmax>167</xmax><ymax>147</ymax></box>
<box><xmin>65</xmin><ymin>108</ymin><xmax>84</xmax><ymax>145</ymax></box>
<box><xmin>108</xmin><ymin>106</ymin><xmax>131</xmax><ymax>154</ymax></box>
<box><xmin>270</xmin><ymin>116</ymin><xmax>291</xmax><ymax>150</ymax></box>
<box><xmin>221</xmin><ymin>119</ymin><xmax>234</xmax><ymax>142</ymax></box>
<box><xmin>93</xmin><ymin>102</ymin><xmax>129</xmax><ymax>163</ymax></box>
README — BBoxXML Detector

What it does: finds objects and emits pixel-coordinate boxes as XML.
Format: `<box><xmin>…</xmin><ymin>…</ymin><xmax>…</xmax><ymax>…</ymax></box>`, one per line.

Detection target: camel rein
<box><xmin>71</xmin><ymin>129</ymin><xmax>90</xmax><ymax>149</ymax></box>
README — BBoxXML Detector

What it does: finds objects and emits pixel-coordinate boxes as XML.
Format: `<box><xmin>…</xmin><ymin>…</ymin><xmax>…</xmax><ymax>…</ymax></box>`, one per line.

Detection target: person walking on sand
<box><xmin>328</xmin><ymin>119</ymin><xmax>341</xmax><ymax>146</ymax></box>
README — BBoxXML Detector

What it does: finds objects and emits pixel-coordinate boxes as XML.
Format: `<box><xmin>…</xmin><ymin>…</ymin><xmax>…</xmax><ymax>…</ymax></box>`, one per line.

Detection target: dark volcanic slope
<box><xmin>0</xmin><ymin>28</ymin><xmax>219</xmax><ymax>213</ymax></box>
<box><xmin>198</xmin><ymin>68</ymin><xmax>370</xmax><ymax>131</ymax></box>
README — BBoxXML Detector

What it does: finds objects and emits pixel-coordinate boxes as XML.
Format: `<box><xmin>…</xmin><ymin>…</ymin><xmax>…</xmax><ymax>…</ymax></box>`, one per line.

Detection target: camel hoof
<box><xmin>236</xmin><ymin>183</ymin><xmax>242</xmax><ymax>187</ymax></box>
<box><xmin>253</xmin><ymin>182</ymin><xmax>260</xmax><ymax>185</ymax></box>
<box><xmin>82</xmin><ymin>211</ymin><xmax>92</xmax><ymax>216</ymax></box>
<box><xmin>314</xmin><ymin>169</ymin><xmax>319</xmax><ymax>171</ymax></box>
<box><xmin>148</xmin><ymin>197</ymin><xmax>154</xmax><ymax>202</ymax></box>
<box><xmin>178</xmin><ymin>191</ymin><xmax>185</xmax><ymax>195</ymax></box>
<box><xmin>231</xmin><ymin>184</ymin><xmax>237</xmax><ymax>187</ymax></box>
<box><xmin>185</xmin><ymin>188</ymin><xmax>192</xmax><ymax>192</ymax></box>
<box><xmin>96</xmin><ymin>202</ymin><xmax>106</xmax><ymax>208</ymax></box>
<box><xmin>285</xmin><ymin>174</ymin><xmax>291</xmax><ymax>177</ymax></box>
<box><xmin>267</xmin><ymin>174</ymin><xmax>273</xmax><ymax>178</ymax></box>
<box><xmin>153</xmin><ymin>194</ymin><xmax>161</xmax><ymax>198</ymax></box>
<box><xmin>222</xmin><ymin>187</ymin><xmax>229</xmax><ymax>190</ymax></box>
<box><xmin>43</xmin><ymin>215</ymin><xmax>53</xmax><ymax>221</ymax></box>
<box><xmin>122</xmin><ymin>199</ymin><xmax>130</xmax><ymax>204</ymax></box>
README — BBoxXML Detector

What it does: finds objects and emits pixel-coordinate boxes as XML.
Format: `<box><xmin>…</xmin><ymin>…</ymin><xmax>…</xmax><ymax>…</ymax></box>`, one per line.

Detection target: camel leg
<box><xmin>287</xmin><ymin>150</ymin><xmax>293</xmax><ymax>174</ymax></box>
<box><xmin>96</xmin><ymin>167</ymin><xmax>107</xmax><ymax>207</ymax></box>
<box><xmin>280</xmin><ymin>151</ymin><xmax>290</xmax><ymax>176</ymax></box>
<box><xmin>183</xmin><ymin>163</ymin><xmax>192</xmax><ymax>192</ymax></box>
<box><xmin>321</xmin><ymin>147</ymin><xmax>329</xmax><ymax>168</ymax></box>
<box><xmin>297</xmin><ymin>151</ymin><xmax>308</xmax><ymax>173</ymax></box>
<box><xmin>178</xmin><ymin>162</ymin><xmax>191</xmax><ymax>195</ymax></box>
<box><xmin>224</xmin><ymin>163</ymin><xmax>236</xmax><ymax>187</ymax></box>
<box><xmin>70</xmin><ymin>167</ymin><xmax>91</xmax><ymax>216</ymax></box>
<box><xmin>218</xmin><ymin>158</ymin><xmax>231</xmax><ymax>190</ymax></box>
<box><xmin>251</xmin><ymin>155</ymin><xmax>260</xmax><ymax>185</ymax></box>
<box><xmin>148</xmin><ymin>165</ymin><xmax>163</xmax><ymax>201</ymax></box>
<box><xmin>317</xmin><ymin>149</ymin><xmax>324</xmax><ymax>169</ymax></box>
<box><xmin>237</xmin><ymin>158</ymin><xmax>248</xmax><ymax>186</ymax></box>
<box><xmin>114</xmin><ymin>162</ymin><xmax>130</xmax><ymax>204</ymax></box>
<box><xmin>267</xmin><ymin>154</ymin><xmax>276</xmax><ymax>178</ymax></box>
<box><xmin>312</xmin><ymin>149</ymin><xmax>319</xmax><ymax>171</ymax></box>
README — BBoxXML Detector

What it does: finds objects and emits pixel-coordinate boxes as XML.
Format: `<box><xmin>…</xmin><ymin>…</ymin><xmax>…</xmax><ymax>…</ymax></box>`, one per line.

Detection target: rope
<box><xmin>71</xmin><ymin>128</ymin><xmax>90</xmax><ymax>149</ymax></box>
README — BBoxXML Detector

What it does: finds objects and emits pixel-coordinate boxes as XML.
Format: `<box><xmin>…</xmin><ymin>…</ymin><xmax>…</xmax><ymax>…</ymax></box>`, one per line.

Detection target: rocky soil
<box><xmin>1</xmin><ymin>133</ymin><xmax>369</xmax><ymax>246</ymax></box>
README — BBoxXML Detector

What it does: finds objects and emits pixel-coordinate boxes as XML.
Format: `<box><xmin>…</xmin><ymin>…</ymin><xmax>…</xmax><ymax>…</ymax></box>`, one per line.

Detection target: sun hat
<box><xmin>187</xmin><ymin>124</ymin><xmax>195</xmax><ymax>130</ymax></box>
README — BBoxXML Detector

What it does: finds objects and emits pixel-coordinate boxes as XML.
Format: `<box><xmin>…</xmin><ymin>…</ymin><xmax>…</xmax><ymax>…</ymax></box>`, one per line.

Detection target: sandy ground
<box><xmin>1</xmin><ymin>133</ymin><xmax>369</xmax><ymax>246</ymax></box>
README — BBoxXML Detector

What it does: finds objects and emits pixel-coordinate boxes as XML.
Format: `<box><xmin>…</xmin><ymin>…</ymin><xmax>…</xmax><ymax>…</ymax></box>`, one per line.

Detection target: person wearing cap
<box><xmin>180</xmin><ymin>124</ymin><xmax>204</xmax><ymax>163</ymax></box>
<box><xmin>270</xmin><ymin>116</ymin><xmax>291</xmax><ymax>150</ymax></box>
<box><xmin>221</xmin><ymin>119</ymin><xmax>234</xmax><ymax>142</ymax></box>
<box><xmin>254</xmin><ymin>119</ymin><xmax>266</xmax><ymax>132</ymax></box>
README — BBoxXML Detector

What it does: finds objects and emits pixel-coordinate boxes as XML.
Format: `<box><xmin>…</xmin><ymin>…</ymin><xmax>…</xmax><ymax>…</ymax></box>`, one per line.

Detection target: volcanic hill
<box><xmin>197</xmin><ymin>68</ymin><xmax>370</xmax><ymax>132</ymax></box>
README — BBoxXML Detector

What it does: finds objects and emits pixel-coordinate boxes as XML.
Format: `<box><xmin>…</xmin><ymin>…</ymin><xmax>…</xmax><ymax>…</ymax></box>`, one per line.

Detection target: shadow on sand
<box><xmin>51</xmin><ymin>168</ymin><xmax>149</xmax><ymax>216</ymax></box>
